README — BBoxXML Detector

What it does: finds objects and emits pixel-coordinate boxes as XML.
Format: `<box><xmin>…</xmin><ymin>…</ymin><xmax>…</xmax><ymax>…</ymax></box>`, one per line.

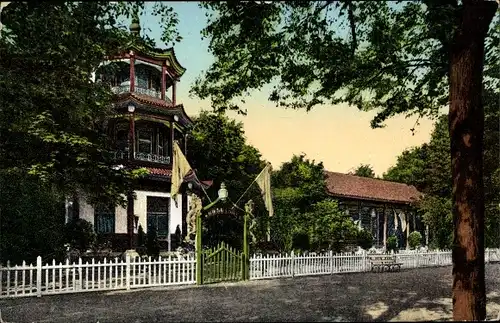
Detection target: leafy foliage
<box><xmin>192</xmin><ymin>1</ymin><xmax>498</xmax><ymax>127</ymax></box>
<box><xmin>352</xmin><ymin>164</ymin><xmax>375</xmax><ymax>178</ymax></box>
<box><xmin>307</xmin><ymin>200</ymin><xmax>358</xmax><ymax>252</ymax></box>
<box><xmin>137</xmin><ymin>225</ymin><xmax>147</xmax><ymax>256</ymax></box>
<box><xmin>272</xmin><ymin>154</ymin><xmax>327</xmax><ymax>214</ymax></box>
<box><xmin>0</xmin><ymin>174</ymin><xmax>66</xmax><ymax>265</ymax></box>
<box><xmin>292</xmin><ymin>232</ymin><xmax>310</xmax><ymax>252</ymax></box>
<box><xmin>188</xmin><ymin>111</ymin><xmax>267</xmax><ymax>203</ymax></box>
<box><xmin>187</xmin><ymin>111</ymin><xmax>269</xmax><ymax>246</ymax></box>
<box><xmin>356</xmin><ymin>229</ymin><xmax>374</xmax><ymax>250</ymax></box>
<box><xmin>386</xmin><ymin>235</ymin><xmax>398</xmax><ymax>253</ymax></box>
<box><xmin>270</xmin><ymin>157</ymin><xmax>356</xmax><ymax>253</ymax></box>
<box><xmin>383</xmin><ymin>145</ymin><xmax>429</xmax><ymax>192</ymax></box>
<box><xmin>64</xmin><ymin>219</ymin><xmax>96</xmax><ymax>253</ymax></box>
<box><xmin>146</xmin><ymin>228</ymin><xmax>160</xmax><ymax>258</ymax></box>
<box><xmin>408</xmin><ymin>231</ymin><xmax>423</xmax><ymax>249</ymax></box>
<box><xmin>269</xmin><ymin>208</ymin><xmax>299</xmax><ymax>252</ymax></box>
<box><xmin>270</xmin><ymin>154</ymin><xmax>328</xmax><ymax>251</ymax></box>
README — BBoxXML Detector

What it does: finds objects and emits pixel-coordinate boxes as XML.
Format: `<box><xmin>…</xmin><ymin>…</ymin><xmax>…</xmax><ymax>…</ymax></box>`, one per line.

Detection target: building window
<box><xmin>147</xmin><ymin>197</ymin><xmax>169</xmax><ymax>238</ymax></box>
<box><xmin>137</xmin><ymin>128</ymin><xmax>153</xmax><ymax>154</ymax></box>
<box><xmin>156</xmin><ymin>130</ymin><xmax>168</xmax><ymax>157</ymax></box>
<box><xmin>94</xmin><ymin>205</ymin><xmax>115</xmax><ymax>234</ymax></box>
<box><xmin>135</xmin><ymin>126</ymin><xmax>169</xmax><ymax>158</ymax></box>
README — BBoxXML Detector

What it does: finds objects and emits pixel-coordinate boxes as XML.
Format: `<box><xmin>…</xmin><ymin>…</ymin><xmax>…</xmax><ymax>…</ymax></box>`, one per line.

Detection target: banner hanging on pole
<box><xmin>254</xmin><ymin>163</ymin><xmax>274</xmax><ymax>218</ymax></box>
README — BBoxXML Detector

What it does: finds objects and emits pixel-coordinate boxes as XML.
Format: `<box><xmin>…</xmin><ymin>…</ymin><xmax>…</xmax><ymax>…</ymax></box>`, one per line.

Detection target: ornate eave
<box><xmin>129</xmin><ymin>44</ymin><xmax>186</xmax><ymax>78</ymax></box>
<box><xmin>113</xmin><ymin>92</ymin><xmax>193</xmax><ymax>127</ymax></box>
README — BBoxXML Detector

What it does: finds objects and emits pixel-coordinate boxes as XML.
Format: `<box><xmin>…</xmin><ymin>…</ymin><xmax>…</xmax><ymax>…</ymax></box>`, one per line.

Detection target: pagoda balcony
<box><xmin>134</xmin><ymin>86</ymin><xmax>161</xmax><ymax>99</ymax></box>
<box><xmin>111</xmin><ymin>84</ymin><xmax>131</xmax><ymax>95</ymax></box>
<box><xmin>110</xmin><ymin>150</ymin><xmax>171</xmax><ymax>165</ymax></box>
<box><xmin>134</xmin><ymin>152</ymin><xmax>171</xmax><ymax>164</ymax></box>
<box><xmin>111</xmin><ymin>84</ymin><xmax>172</xmax><ymax>103</ymax></box>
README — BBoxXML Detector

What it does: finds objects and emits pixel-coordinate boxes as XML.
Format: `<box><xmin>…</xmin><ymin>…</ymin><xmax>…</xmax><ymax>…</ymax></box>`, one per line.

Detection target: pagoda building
<box><xmin>68</xmin><ymin>17</ymin><xmax>210</xmax><ymax>252</ymax></box>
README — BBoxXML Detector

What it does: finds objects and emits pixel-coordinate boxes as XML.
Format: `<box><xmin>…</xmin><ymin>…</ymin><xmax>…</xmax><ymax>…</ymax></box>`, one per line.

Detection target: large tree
<box><xmin>192</xmin><ymin>1</ymin><xmax>499</xmax><ymax>319</ymax></box>
<box><xmin>383</xmin><ymin>145</ymin><xmax>430</xmax><ymax>192</ymax></box>
<box><xmin>188</xmin><ymin>111</ymin><xmax>267</xmax><ymax>202</ymax></box>
<box><xmin>270</xmin><ymin>154</ymin><xmax>328</xmax><ymax>251</ymax></box>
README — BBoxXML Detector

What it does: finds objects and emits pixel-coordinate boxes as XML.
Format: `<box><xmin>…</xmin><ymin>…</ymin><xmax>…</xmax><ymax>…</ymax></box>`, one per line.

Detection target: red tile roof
<box><xmin>146</xmin><ymin>167</ymin><xmax>172</xmax><ymax>176</ymax></box>
<box><xmin>325</xmin><ymin>171</ymin><xmax>422</xmax><ymax>205</ymax></box>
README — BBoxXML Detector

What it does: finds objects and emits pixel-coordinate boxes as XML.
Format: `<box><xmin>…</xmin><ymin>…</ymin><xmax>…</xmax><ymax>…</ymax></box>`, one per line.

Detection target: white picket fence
<box><xmin>249</xmin><ymin>248</ymin><xmax>500</xmax><ymax>280</ymax></box>
<box><xmin>0</xmin><ymin>255</ymin><xmax>196</xmax><ymax>298</ymax></box>
<box><xmin>1</xmin><ymin>248</ymin><xmax>499</xmax><ymax>299</ymax></box>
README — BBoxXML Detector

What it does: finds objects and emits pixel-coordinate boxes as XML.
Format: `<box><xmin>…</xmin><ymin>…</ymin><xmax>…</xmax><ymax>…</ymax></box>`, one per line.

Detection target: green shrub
<box><xmin>146</xmin><ymin>227</ymin><xmax>160</xmax><ymax>258</ymax></box>
<box><xmin>64</xmin><ymin>219</ymin><xmax>96</xmax><ymax>252</ymax></box>
<box><xmin>137</xmin><ymin>225</ymin><xmax>146</xmax><ymax>246</ymax></box>
<box><xmin>292</xmin><ymin>232</ymin><xmax>310</xmax><ymax>251</ymax></box>
<box><xmin>136</xmin><ymin>225</ymin><xmax>147</xmax><ymax>256</ymax></box>
<box><xmin>356</xmin><ymin>229</ymin><xmax>374</xmax><ymax>250</ymax></box>
<box><xmin>386</xmin><ymin>235</ymin><xmax>398</xmax><ymax>253</ymax></box>
<box><xmin>408</xmin><ymin>231</ymin><xmax>423</xmax><ymax>249</ymax></box>
<box><xmin>172</xmin><ymin>225</ymin><xmax>182</xmax><ymax>249</ymax></box>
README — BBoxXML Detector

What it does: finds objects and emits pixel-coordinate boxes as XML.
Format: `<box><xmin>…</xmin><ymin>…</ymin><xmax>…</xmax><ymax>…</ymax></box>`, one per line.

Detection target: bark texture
<box><xmin>449</xmin><ymin>0</ymin><xmax>497</xmax><ymax>320</ymax></box>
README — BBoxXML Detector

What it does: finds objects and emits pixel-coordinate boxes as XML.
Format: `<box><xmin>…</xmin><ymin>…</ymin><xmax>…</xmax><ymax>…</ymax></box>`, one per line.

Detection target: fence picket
<box><xmin>29</xmin><ymin>263</ymin><xmax>34</xmax><ymax>295</ymax></box>
<box><xmin>125</xmin><ymin>255</ymin><xmax>130</xmax><ymax>290</ymax></box>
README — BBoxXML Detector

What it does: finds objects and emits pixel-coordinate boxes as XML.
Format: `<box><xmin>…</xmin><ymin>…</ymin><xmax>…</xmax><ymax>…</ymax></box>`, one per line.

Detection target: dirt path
<box><xmin>1</xmin><ymin>265</ymin><xmax>500</xmax><ymax>322</ymax></box>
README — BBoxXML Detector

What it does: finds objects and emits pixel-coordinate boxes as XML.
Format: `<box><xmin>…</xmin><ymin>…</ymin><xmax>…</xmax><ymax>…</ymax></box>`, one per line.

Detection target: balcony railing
<box><xmin>134</xmin><ymin>152</ymin><xmax>171</xmax><ymax>164</ymax></box>
<box><xmin>110</xmin><ymin>150</ymin><xmax>171</xmax><ymax>165</ymax></box>
<box><xmin>111</xmin><ymin>85</ymin><xmax>130</xmax><ymax>95</ymax></box>
<box><xmin>134</xmin><ymin>87</ymin><xmax>161</xmax><ymax>99</ymax></box>
<box><xmin>111</xmin><ymin>85</ymin><xmax>172</xmax><ymax>103</ymax></box>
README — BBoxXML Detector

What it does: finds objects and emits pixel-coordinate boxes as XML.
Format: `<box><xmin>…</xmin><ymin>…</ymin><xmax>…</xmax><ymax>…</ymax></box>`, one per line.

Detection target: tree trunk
<box><xmin>449</xmin><ymin>0</ymin><xmax>497</xmax><ymax>320</ymax></box>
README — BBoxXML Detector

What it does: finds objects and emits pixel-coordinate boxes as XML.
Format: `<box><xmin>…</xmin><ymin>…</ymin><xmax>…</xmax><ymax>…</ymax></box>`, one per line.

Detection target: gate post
<box><xmin>243</xmin><ymin>207</ymin><xmax>249</xmax><ymax>280</ymax></box>
<box><xmin>196</xmin><ymin>210</ymin><xmax>203</xmax><ymax>285</ymax></box>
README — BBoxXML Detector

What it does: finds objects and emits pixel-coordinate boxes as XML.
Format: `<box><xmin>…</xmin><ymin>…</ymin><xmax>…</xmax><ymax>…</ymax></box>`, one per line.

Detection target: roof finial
<box><xmin>129</xmin><ymin>10</ymin><xmax>141</xmax><ymax>36</ymax></box>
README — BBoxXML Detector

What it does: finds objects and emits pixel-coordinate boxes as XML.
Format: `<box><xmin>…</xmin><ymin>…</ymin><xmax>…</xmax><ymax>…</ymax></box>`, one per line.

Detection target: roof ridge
<box><xmin>324</xmin><ymin>170</ymin><xmax>415</xmax><ymax>187</ymax></box>
<box><xmin>324</xmin><ymin>170</ymin><xmax>422</xmax><ymax>204</ymax></box>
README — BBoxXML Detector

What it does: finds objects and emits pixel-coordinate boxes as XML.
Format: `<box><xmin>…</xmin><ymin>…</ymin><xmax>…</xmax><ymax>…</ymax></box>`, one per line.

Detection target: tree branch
<box><xmin>357</xmin><ymin>60</ymin><xmax>433</xmax><ymax>92</ymax></box>
<box><xmin>346</xmin><ymin>0</ymin><xmax>357</xmax><ymax>56</ymax></box>
<box><xmin>294</xmin><ymin>1</ymin><xmax>334</xmax><ymax>29</ymax></box>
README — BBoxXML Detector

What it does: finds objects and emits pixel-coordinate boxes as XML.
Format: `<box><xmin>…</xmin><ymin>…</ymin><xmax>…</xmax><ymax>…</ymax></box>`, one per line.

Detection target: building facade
<box><xmin>325</xmin><ymin>171</ymin><xmax>424</xmax><ymax>249</ymax></box>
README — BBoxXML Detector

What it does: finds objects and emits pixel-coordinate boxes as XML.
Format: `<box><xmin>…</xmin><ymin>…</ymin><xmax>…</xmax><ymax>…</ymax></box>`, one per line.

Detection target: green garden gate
<box><xmin>200</xmin><ymin>241</ymin><xmax>245</xmax><ymax>284</ymax></box>
<box><xmin>195</xmin><ymin>189</ymin><xmax>250</xmax><ymax>285</ymax></box>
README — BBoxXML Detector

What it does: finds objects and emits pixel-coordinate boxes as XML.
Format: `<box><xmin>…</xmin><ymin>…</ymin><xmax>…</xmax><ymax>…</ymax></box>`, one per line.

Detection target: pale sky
<box><xmin>0</xmin><ymin>1</ymin><xmax>441</xmax><ymax>177</ymax></box>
